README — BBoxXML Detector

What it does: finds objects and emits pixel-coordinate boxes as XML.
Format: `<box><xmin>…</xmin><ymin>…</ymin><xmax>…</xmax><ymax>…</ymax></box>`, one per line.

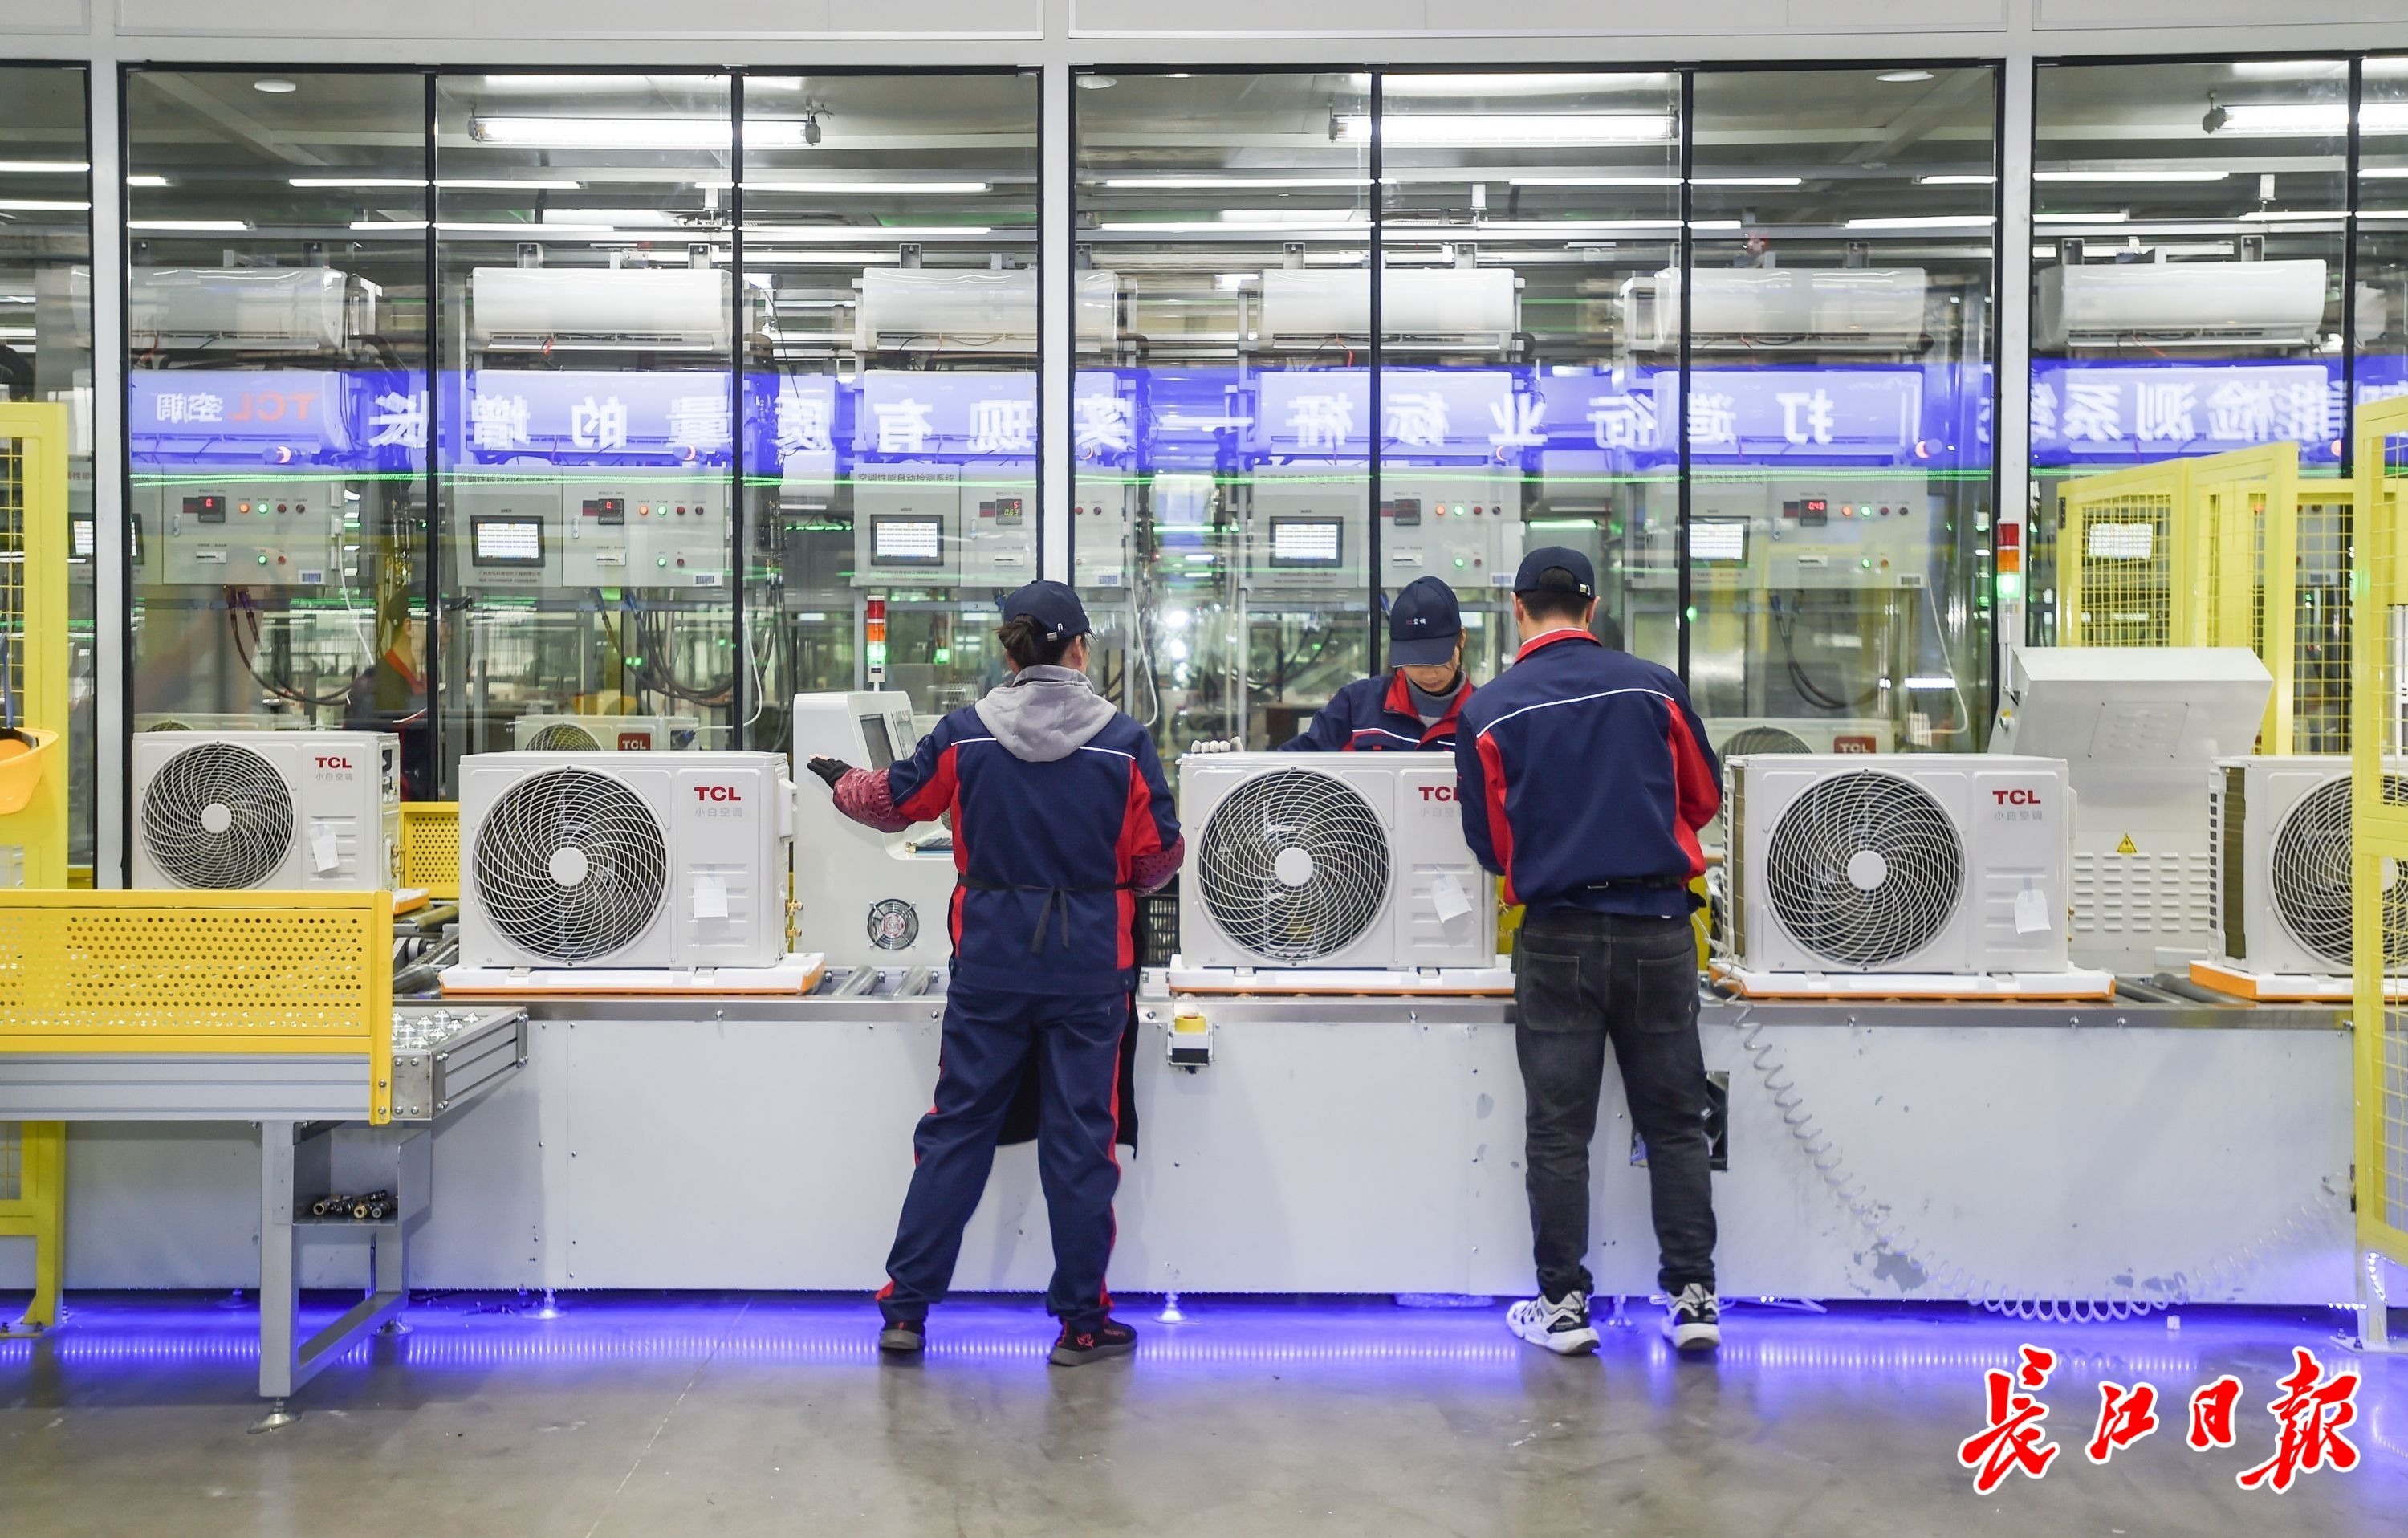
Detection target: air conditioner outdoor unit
<box><xmin>2205</xmin><ymin>755</ymin><xmax>2406</xmax><ymax>989</ymax></box>
<box><xmin>470</xmin><ymin>267</ymin><xmax>730</xmax><ymax>351</ymax></box>
<box><xmin>128</xmin><ymin>267</ymin><xmax>375</xmax><ymax>352</ymax></box>
<box><xmin>1176</xmin><ymin>754</ymin><xmax>1495</xmax><ymax>974</ymax></box>
<box><xmin>1709</xmin><ymin>716</ymin><xmax>1893</xmax><ymax>759</ymax></box>
<box><xmin>134</xmin><ymin>712</ymin><xmax>311</xmax><ymax>733</ymax></box>
<box><xmin>1622</xmin><ymin>267</ymin><xmax>1926</xmax><ymax>352</ymax></box>
<box><xmin>1718</xmin><ymin>755</ymin><xmax>2111</xmax><ymax>998</ymax></box>
<box><xmin>511</xmin><ymin>714</ymin><xmax>701</xmax><ymax>752</ymax></box>
<box><xmin>132</xmin><ymin>730</ymin><xmax>398</xmax><ymax>891</ymax></box>
<box><xmin>2034</xmin><ymin>260</ymin><xmax>2326</xmax><ymax>350</ymax></box>
<box><xmin>456</xmin><ymin>751</ymin><xmax>792</xmax><ymax>970</ymax></box>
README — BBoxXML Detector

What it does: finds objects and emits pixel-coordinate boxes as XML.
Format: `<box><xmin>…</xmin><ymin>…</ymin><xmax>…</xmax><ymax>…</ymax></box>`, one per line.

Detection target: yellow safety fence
<box><xmin>0</xmin><ymin>891</ymin><xmax>397</xmax><ymax>1125</ymax></box>
<box><xmin>2352</xmin><ymin>394</ymin><xmax>2408</xmax><ymax>1280</ymax></box>
<box><xmin>0</xmin><ymin>1121</ymin><xmax>61</xmax><ymax>1330</ymax></box>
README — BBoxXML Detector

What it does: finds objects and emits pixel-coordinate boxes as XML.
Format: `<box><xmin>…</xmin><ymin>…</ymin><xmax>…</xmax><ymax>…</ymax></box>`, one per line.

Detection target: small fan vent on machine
<box><xmin>141</xmin><ymin>742</ymin><xmax>296</xmax><ymax>888</ymax></box>
<box><xmin>1195</xmin><ymin>769</ymin><xmax>1391</xmax><ymax>962</ymax></box>
<box><xmin>1720</xmin><ymin>725</ymin><xmax>1812</xmax><ymax>757</ymax></box>
<box><xmin>2269</xmin><ymin>773</ymin><xmax>2408</xmax><ymax>968</ymax></box>
<box><xmin>144</xmin><ymin>720</ymin><xmax>193</xmax><ymax>732</ymax></box>
<box><xmin>526</xmin><ymin>722</ymin><xmax>606</xmax><ymax>752</ymax></box>
<box><xmin>474</xmin><ymin>767</ymin><xmax>668</xmax><ymax>963</ymax></box>
<box><xmin>1764</xmin><ymin>770</ymin><xmax>1963</xmax><ymax>968</ymax></box>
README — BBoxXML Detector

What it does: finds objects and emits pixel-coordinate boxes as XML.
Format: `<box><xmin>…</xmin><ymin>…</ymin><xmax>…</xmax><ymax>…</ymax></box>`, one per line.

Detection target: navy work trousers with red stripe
<box><xmin>881</xmin><ymin>987</ymin><xmax>1126</xmax><ymax>1331</ymax></box>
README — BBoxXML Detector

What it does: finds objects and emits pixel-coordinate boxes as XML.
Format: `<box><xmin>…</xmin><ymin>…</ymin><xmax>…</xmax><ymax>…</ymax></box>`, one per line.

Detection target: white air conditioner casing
<box><xmin>470</xmin><ymin>267</ymin><xmax>730</xmax><ymax>350</ymax></box>
<box><xmin>1178</xmin><ymin>753</ymin><xmax>1494</xmax><ymax>971</ymax></box>
<box><xmin>135</xmin><ymin>712</ymin><xmax>311</xmax><ymax>733</ymax></box>
<box><xmin>132</xmin><ymin>730</ymin><xmax>399</xmax><ymax>891</ymax></box>
<box><xmin>128</xmin><ymin>267</ymin><xmax>373</xmax><ymax>351</ymax></box>
<box><xmin>1259</xmin><ymin>267</ymin><xmax>1518</xmax><ymax>348</ymax></box>
<box><xmin>854</xmin><ymin>267</ymin><xmax>1116</xmax><ymax>351</ymax></box>
<box><xmin>2210</xmin><ymin>755</ymin><xmax>2402</xmax><ymax>978</ymax></box>
<box><xmin>789</xmin><ymin>690</ymin><xmax>960</xmax><ymax>972</ymax></box>
<box><xmin>1724</xmin><ymin>755</ymin><xmax>2076</xmax><ymax>977</ymax></box>
<box><xmin>511</xmin><ymin>714</ymin><xmax>701</xmax><ymax>752</ymax></box>
<box><xmin>2035</xmin><ymin>260</ymin><xmax>2326</xmax><ymax>350</ymax></box>
<box><xmin>458</xmin><ymin>751</ymin><xmax>793</xmax><ymax>970</ymax></box>
<box><xmin>1624</xmin><ymin>267</ymin><xmax>1926</xmax><ymax>351</ymax></box>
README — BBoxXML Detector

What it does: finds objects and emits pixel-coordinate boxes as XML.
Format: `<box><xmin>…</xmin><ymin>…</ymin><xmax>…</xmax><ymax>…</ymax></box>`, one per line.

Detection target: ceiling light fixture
<box><xmin>1332</xmin><ymin>113</ymin><xmax>1674</xmax><ymax>146</ymax></box>
<box><xmin>0</xmin><ymin>160</ymin><xmax>88</xmax><ymax>174</ymax></box>
<box><xmin>1876</xmin><ymin>70</ymin><xmax>1934</xmax><ymax>84</ymax></box>
<box><xmin>1102</xmin><ymin>176</ymin><xmax>1363</xmax><ymax>189</ymax></box>
<box><xmin>697</xmin><ymin>179</ymin><xmax>990</xmax><ymax>193</ymax></box>
<box><xmin>468</xmin><ymin>116</ymin><xmax>817</xmax><ymax>150</ymax></box>
<box><xmin>1918</xmin><ymin>174</ymin><xmax>1997</xmax><ymax>185</ymax></box>
<box><xmin>290</xmin><ymin>177</ymin><xmax>590</xmax><ymax>191</ymax></box>
<box><xmin>1382</xmin><ymin>73</ymin><xmax>1673</xmax><ymax>96</ymax></box>
<box><xmin>128</xmin><ymin>219</ymin><xmax>252</xmax><ymax>231</ymax></box>
<box><xmin>2034</xmin><ymin>211</ymin><xmax>2128</xmax><ymax>224</ymax></box>
<box><xmin>0</xmin><ymin>199</ymin><xmax>92</xmax><ymax>211</ymax></box>
<box><xmin>254</xmin><ymin>79</ymin><xmax>298</xmax><ymax>95</ymax></box>
<box><xmin>1843</xmin><ymin>214</ymin><xmax>1997</xmax><ymax>229</ymax></box>
<box><xmin>2035</xmin><ymin>169</ymin><xmax>2231</xmax><ymax>182</ymax></box>
<box><xmin>1079</xmin><ymin>75</ymin><xmax>1118</xmax><ymax>91</ymax></box>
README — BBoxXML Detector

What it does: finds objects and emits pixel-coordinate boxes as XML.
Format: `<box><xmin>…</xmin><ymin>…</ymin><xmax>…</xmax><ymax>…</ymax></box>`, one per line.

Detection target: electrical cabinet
<box><xmin>850</xmin><ymin>463</ymin><xmax>1036</xmax><ymax>590</ymax></box>
<box><xmin>1072</xmin><ymin>482</ymin><xmax>1136</xmax><ymax>591</ymax></box>
<box><xmin>561</xmin><ymin>482</ymin><xmax>729</xmax><ymax>590</ymax></box>
<box><xmin>1378</xmin><ymin>471</ymin><xmax>1522</xmax><ymax>593</ymax></box>
<box><xmin>450</xmin><ymin>482</ymin><xmax>563</xmax><ymax>592</ymax></box>
<box><xmin>1631</xmin><ymin>478</ymin><xmax>1934</xmax><ymax>592</ymax></box>
<box><xmin>1243</xmin><ymin>464</ymin><xmax>1368</xmax><ymax>596</ymax></box>
<box><xmin>138</xmin><ymin>480</ymin><xmax>348</xmax><ymax>588</ymax></box>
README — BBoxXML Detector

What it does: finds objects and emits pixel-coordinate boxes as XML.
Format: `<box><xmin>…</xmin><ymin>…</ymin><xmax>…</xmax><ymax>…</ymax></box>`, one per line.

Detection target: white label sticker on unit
<box><xmin>694</xmin><ymin>874</ymin><xmax>730</xmax><ymax>920</ymax></box>
<box><xmin>310</xmin><ymin>820</ymin><xmax>340</xmax><ymax>874</ymax></box>
<box><xmin>2013</xmin><ymin>884</ymin><xmax>2049</xmax><ymax>936</ymax></box>
<box><xmin>1429</xmin><ymin>869</ymin><xmax>1474</xmax><ymax>926</ymax></box>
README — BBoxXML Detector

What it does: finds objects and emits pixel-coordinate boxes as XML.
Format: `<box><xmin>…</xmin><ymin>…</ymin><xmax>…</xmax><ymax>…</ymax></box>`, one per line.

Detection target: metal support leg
<box><xmin>2357</xmin><ymin>1250</ymin><xmax>2406</xmax><ymax>1353</ymax></box>
<box><xmin>253</xmin><ymin>1121</ymin><xmax>303</xmax><ymax>1430</ymax></box>
<box><xmin>251</xmin><ymin>1122</ymin><xmax>417</xmax><ymax>1426</ymax></box>
<box><xmin>3</xmin><ymin>1121</ymin><xmax>67</xmax><ymax>1333</ymax></box>
<box><xmin>1157</xmin><ymin>1290</ymin><xmax>1185</xmax><ymax>1324</ymax></box>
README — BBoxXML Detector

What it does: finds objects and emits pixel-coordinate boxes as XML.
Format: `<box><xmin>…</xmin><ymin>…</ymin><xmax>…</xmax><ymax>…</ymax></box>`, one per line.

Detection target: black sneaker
<box><xmin>1507</xmin><ymin>1292</ymin><xmax>1601</xmax><ymax>1355</ymax></box>
<box><xmin>1048</xmin><ymin>1317</ymin><xmax>1138</xmax><ymax>1367</ymax></box>
<box><xmin>1664</xmin><ymin>1284</ymin><xmax>1721</xmax><ymax>1351</ymax></box>
<box><xmin>877</xmin><ymin>1318</ymin><xmax>926</xmax><ymax>1356</ymax></box>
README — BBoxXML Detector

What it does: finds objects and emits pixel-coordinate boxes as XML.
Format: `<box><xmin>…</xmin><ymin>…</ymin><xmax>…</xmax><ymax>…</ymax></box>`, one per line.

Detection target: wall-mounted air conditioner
<box><xmin>2035</xmin><ymin>260</ymin><xmax>2326</xmax><ymax>350</ymax></box>
<box><xmin>853</xmin><ymin>267</ymin><xmax>1117</xmax><ymax>352</ymax></box>
<box><xmin>470</xmin><ymin>267</ymin><xmax>730</xmax><ymax>351</ymax></box>
<box><xmin>1623</xmin><ymin>267</ymin><xmax>1926</xmax><ymax>352</ymax></box>
<box><xmin>129</xmin><ymin>267</ymin><xmax>376</xmax><ymax>352</ymax></box>
<box><xmin>1258</xmin><ymin>267</ymin><xmax>1518</xmax><ymax>350</ymax></box>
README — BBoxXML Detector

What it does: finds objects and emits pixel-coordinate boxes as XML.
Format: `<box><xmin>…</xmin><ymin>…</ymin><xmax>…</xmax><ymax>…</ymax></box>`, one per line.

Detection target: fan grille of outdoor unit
<box><xmin>141</xmin><ymin>742</ymin><xmax>295</xmax><ymax>888</ymax></box>
<box><xmin>1764</xmin><ymin>770</ymin><xmax>1963</xmax><ymax>968</ymax></box>
<box><xmin>527</xmin><ymin>722</ymin><xmax>605</xmax><ymax>751</ymax></box>
<box><xmin>2270</xmin><ymin>773</ymin><xmax>2408</xmax><ymax>968</ymax></box>
<box><xmin>474</xmin><ymin>767</ymin><xmax>667</xmax><ymax>963</ymax></box>
<box><xmin>1196</xmin><ymin>769</ymin><xmax>1390</xmax><ymax>962</ymax></box>
<box><xmin>1720</xmin><ymin>725</ymin><xmax>1812</xmax><ymax>757</ymax></box>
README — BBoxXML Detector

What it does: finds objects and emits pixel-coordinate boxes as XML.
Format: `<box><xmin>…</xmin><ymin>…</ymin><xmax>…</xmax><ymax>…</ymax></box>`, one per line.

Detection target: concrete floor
<box><xmin>2</xmin><ymin>1294</ymin><xmax>2403</xmax><ymax>1537</ymax></box>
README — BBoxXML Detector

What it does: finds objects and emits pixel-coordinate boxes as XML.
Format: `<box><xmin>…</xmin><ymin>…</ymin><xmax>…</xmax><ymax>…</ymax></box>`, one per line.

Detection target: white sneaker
<box><xmin>1663</xmin><ymin>1284</ymin><xmax>1721</xmax><ymax>1351</ymax></box>
<box><xmin>1507</xmin><ymin>1292</ymin><xmax>1600</xmax><ymax>1355</ymax></box>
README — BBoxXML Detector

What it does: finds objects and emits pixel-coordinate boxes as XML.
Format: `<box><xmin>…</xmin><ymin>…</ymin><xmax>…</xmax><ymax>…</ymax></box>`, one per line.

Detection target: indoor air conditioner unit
<box><xmin>132</xmin><ymin>730</ymin><xmax>399</xmax><ymax>891</ymax></box>
<box><xmin>469</xmin><ymin>267</ymin><xmax>730</xmax><ymax>351</ymax></box>
<box><xmin>2034</xmin><ymin>260</ymin><xmax>2325</xmax><ymax>350</ymax></box>
<box><xmin>1178</xmin><ymin>754</ymin><xmax>1494</xmax><ymax>972</ymax></box>
<box><xmin>2207</xmin><ymin>755</ymin><xmax>2406</xmax><ymax>984</ymax></box>
<box><xmin>510</xmin><ymin>714</ymin><xmax>701</xmax><ymax>752</ymax></box>
<box><xmin>457</xmin><ymin>751</ymin><xmax>792</xmax><ymax>970</ymax></box>
<box><xmin>1258</xmin><ymin>267</ymin><xmax>1519</xmax><ymax>349</ymax></box>
<box><xmin>1622</xmin><ymin>267</ymin><xmax>1926</xmax><ymax>352</ymax></box>
<box><xmin>853</xmin><ymin>267</ymin><xmax>1117</xmax><ymax>351</ymax></box>
<box><xmin>1719</xmin><ymin>755</ymin><xmax>2109</xmax><ymax>996</ymax></box>
<box><xmin>128</xmin><ymin>267</ymin><xmax>375</xmax><ymax>351</ymax></box>
<box><xmin>1709</xmin><ymin>717</ymin><xmax>1893</xmax><ymax>759</ymax></box>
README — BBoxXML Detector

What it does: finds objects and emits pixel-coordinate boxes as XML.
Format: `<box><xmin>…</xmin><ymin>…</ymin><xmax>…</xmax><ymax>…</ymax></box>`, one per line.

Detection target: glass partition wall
<box><xmin>1076</xmin><ymin>66</ymin><xmax>1997</xmax><ymax>761</ymax></box>
<box><xmin>2</xmin><ymin>67</ymin><xmax>95</xmax><ymax>874</ymax></box>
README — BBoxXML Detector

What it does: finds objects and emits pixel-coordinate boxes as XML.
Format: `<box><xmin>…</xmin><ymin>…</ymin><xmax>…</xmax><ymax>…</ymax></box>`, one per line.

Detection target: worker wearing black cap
<box><xmin>1454</xmin><ymin>547</ymin><xmax>1724</xmax><ymax>1358</ymax></box>
<box><xmin>805</xmin><ymin>580</ymin><xmax>1183</xmax><ymax>1367</ymax></box>
<box><xmin>1274</xmin><ymin>575</ymin><xmax>1478</xmax><ymax>752</ymax></box>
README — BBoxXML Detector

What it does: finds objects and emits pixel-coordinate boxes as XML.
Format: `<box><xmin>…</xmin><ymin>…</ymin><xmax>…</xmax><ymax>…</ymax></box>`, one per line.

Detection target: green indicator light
<box><xmin>657</xmin><ymin>557</ymin><xmax>668</xmax><ymax>567</ymax></box>
<box><xmin>1861</xmin><ymin>558</ymin><xmax>1873</xmax><ymax>569</ymax></box>
<box><xmin>624</xmin><ymin>656</ymin><xmax>645</xmax><ymax>668</ymax></box>
<box><xmin>1997</xmin><ymin>573</ymin><xmax>2024</xmax><ymax>600</ymax></box>
<box><xmin>1454</xmin><ymin>558</ymin><xmax>1466</xmax><ymax>568</ymax></box>
<box><xmin>1684</xmin><ymin>604</ymin><xmax>1698</xmax><ymax>621</ymax></box>
<box><xmin>257</xmin><ymin>555</ymin><xmax>269</xmax><ymax>565</ymax></box>
<box><xmin>932</xmin><ymin>646</ymin><xmax>952</xmax><ymax>664</ymax></box>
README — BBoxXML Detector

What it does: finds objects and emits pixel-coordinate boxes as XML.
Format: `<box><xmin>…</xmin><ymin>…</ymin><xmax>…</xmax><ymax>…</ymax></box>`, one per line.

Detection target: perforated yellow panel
<box><xmin>2353</xmin><ymin>397</ymin><xmax>2408</xmax><ymax>1273</ymax></box>
<box><xmin>0</xmin><ymin>891</ymin><xmax>393</xmax><ymax>1123</ymax></box>
<box><xmin>397</xmin><ymin>801</ymin><xmax>460</xmax><ymax>899</ymax></box>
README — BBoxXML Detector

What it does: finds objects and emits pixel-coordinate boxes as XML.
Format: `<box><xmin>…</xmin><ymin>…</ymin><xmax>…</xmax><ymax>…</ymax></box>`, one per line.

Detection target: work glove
<box><xmin>1189</xmin><ymin>738</ymin><xmax>1243</xmax><ymax>755</ymax></box>
<box><xmin>805</xmin><ymin>755</ymin><xmax>853</xmax><ymax>789</ymax></box>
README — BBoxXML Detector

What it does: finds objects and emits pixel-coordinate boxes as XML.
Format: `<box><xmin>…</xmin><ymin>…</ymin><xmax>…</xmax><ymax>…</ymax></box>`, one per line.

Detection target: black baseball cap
<box><xmin>1513</xmin><ymin>546</ymin><xmax>1597</xmax><ymax>600</ymax></box>
<box><xmin>1386</xmin><ymin>576</ymin><xmax>1463</xmax><ymax>667</ymax></box>
<box><xmin>996</xmin><ymin>580</ymin><xmax>1091</xmax><ymax>642</ymax></box>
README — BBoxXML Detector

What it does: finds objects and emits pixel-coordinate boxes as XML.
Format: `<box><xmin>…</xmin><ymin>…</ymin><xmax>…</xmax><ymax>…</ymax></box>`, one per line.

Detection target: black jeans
<box><xmin>1514</xmin><ymin>905</ymin><xmax>1717</xmax><ymax>1300</ymax></box>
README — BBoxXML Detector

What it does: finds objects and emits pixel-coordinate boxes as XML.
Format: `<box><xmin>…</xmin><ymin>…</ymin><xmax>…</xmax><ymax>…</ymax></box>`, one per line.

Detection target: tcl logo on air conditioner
<box><xmin>694</xmin><ymin>785</ymin><xmax>743</xmax><ymax>803</ymax></box>
<box><xmin>1991</xmin><ymin>785</ymin><xmax>2046</xmax><ymax>823</ymax></box>
<box><xmin>315</xmin><ymin>755</ymin><xmax>352</xmax><ymax>771</ymax></box>
<box><xmin>1832</xmin><ymin>735</ymin><xmax>1877</xmax><ymax>755</ymax></box>
<box><xmin>1993</xmin><ymin>788</ymin><xmax>2041</xmax><ymax>805</ymax></box>
<box><xmin>1418</xmin><ymin>783</ymin><xmax>1457</xmax><ymax>803</ymax></box>
<box><xmin>618</xmin><ymin>731</ymin><xmax>652</xmax><ymax>751</ymax></box>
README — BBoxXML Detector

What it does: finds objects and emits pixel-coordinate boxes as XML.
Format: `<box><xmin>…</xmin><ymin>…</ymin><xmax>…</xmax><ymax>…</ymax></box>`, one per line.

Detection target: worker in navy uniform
<box><xmin>1276</xmin><ymin>575</ymin><xmax>1477</xmax><ymax>752</ymax></box>
<box><xmin>1454</xmin><ymin>547</ymin><xmax>1725</xmax><ymax>1357</ymax></box>
<box><xmin>806</xmin><ymin>580</ymin><xmax>1184</xmax><ymax>1366</ymax></box>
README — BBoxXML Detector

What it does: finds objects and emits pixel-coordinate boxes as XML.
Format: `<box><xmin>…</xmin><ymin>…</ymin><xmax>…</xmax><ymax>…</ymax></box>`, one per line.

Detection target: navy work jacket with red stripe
<box><xmin>1453</xmin><ymin>629</ymin><xmax>1719</xmax><ymax>918</ymax></box>
<box><xmin>1277</xmin><ymin>669</ymin><xmax>1472</xmax><ymax>753</ymax></box>
<box><xmin>885</xmin><ymin>706</ymin><xmax>1179</xmax><ymax>996</ymax></box>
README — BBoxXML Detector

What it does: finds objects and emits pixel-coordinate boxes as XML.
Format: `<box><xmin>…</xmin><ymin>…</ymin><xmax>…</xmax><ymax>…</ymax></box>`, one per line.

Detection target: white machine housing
<box><xmin>1379</xmin><ymin>470</ymin><xmax>1522</xmax><ymax>591</ymax></box>
<box><xmin>450</xmin><ymin>479</ymin><xmax>727</xmax><ymax>591</ymax></box>
<box><xmin>451</xmin><ymin>481</ymin><xmax>563</xmax><ymax>589</ymax></box>
<box><xmin>136</xmin><ymin>480</ymin><xmax>349</xmax><ymax>588</ymax></box>
<box><xmin>2034</xmin><ymin>259</ymin><xmax>2326</xmax><ymax>351</ymax></box>
<box><xmin>1244</xmin><ymin>463</ymin><xmax>1368</xmax><ymax>595</ymax></box>
<box><xmin>1991</xmin><ymin>646</ymin><xmax>2272</xmax><ymax>974</ymax></box>
<box><xmin>1708</xmin><ymin>717</ymin><xmax>1893</xmax><ymax>759</ymax></box>
<box><xmin>135</xmin><ymin>712</ymin><xmax>311</xmax><ymax>733</ymax></box>
<box><xmin>128</xmin><ymin>267</ymin><xmax>376</xmax><ymax>352</ymax></box>
<box><xmin>458</xmin><ymin>751</ymin><xmax>792</xmax><ymax>970</ymax></box>
<box><xmin>1724</xmin><ymin>754</ymin><xmax>2077</xmax><ymax>978</ymax></box>
<box><xmin>1178</xmin><ymin>753</ymin><xmax>1495</xmax><ymax>972</ymax></box>
<box><xmin>1072</xmin><ymin>480</ymin><xmax>1136</xmax><ymax>590</ymax></box>
<box><xmin>512</xmin><ymin>714</ymin><xmax>702</xmax><ymax>752</ymax></box>
<box><xmin>790</xmin><ymin>690</ymin><xmax>958</xmax><ymax>973</ymax></box>
<box><xmin>132</xmin><ymin>730</ymin><xmax>400</xmax><ymax>891</ymax></box>
<box><xmin>2208</xmin><ymin>754</ymin><xmax>2390</xmax><ymax>978</ymax></box>
<box><xmin>1258</xmin><ymin>267</ymin><xmax>1519</xmax><ymax>351</ymax></box>
<box><xmin>470</xmin><ymin>266</ymin><xmax>730</xmax><ymax>352</ymax></box>
<box><xmin>851</xmin><ymin>463</ymin><xmax>1035</xmax><ymax>588</ymax></box>
<box><xmin>1631</xmin><ymin>478</ymin><xmax>1932</xmax><ymax>592</ymax></box>
<box><xmin>1623</xmin><ymin>267</ymin><xmax>1927</xmax><ymax>352</ymax></box>
<box><xmin>854</xmin><ymin>267</ymin><xmax>1117</xmax><ymax>352</ymax></box>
